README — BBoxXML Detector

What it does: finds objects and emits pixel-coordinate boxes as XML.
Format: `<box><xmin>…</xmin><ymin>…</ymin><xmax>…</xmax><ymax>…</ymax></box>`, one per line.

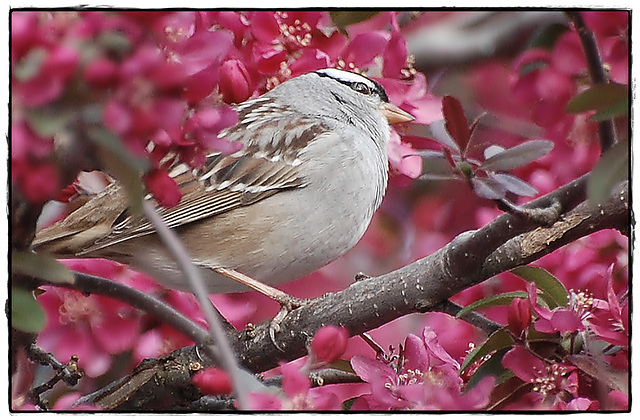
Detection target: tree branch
<box><xmin>408</xmin><ymin>11</ymin><xmax>567</xmax><ymax>70</ymax></box>
<box><xmin>30</xmin><ymin>271</ymin><xmax>211</xmax><ymax>344</ymax></box>
<box><xmin>566</xmin><ymin>11</ymin><xmax>617</xmax><ymax>154</ymax></box>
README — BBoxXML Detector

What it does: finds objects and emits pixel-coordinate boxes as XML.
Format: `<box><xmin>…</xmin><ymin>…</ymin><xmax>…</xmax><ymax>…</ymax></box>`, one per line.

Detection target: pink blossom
<box><xmin>341</xmin><ymin>31</ymin><xmax>389</xmax><ymax>70</ymax></box>
<box><xmin>503</xmin><ymin>345</ymin><xmax>578</xmax><ymax>402</ymax></box>
<box><xmin>11</xmin><ymin>11</ymin><xmax>39</xmax><ymax>61</ymax></box>
<box><xmin>144</xmin><ymin>168</ymin><xmax>182</xmax><ymax>208</ymax></box>
<box><xmin>52</xmin><ymin>392</ymin><xmax>100</xmax><ymax>411</ymax></box>
<box><xmin>12</xmin><ymin>11</ymin><xmax>629</xmax><ymax>411</ymax></box>
<box><xmin>16</xmin><ymin>162</ymin><xmax>60</xmax><ymax>204</ymax></box>
<box><xmin>605</xmin><ymin>390</ymin><xmax>629</xmax><ymax>411</ymax></box>
<box><xmin>550</xmin><ymin>31</ymin><xmax>587</xmax><ymax>76</ymax></box>
<box><xmin>247</xmin><ymin>11</ymin><xmax>280</xmax><ymax>44</ymax></box>
<box><xmin>103</xmin><ymin>100</ymin><xmax>133</xmax><ymax>136</ymax></box>
<box><xmin>84</xmin><ymin>57</ymin><xmax>120</xmax><ymax>89</ymax></box>
<box><xmin>388</xmin><ymin>130</ymin><xmax>423</xmax><ymax>179</ymax></box>
<box><xmin>351</xmin><ymin>327</ymin><xmax>492</xmax><ymax>410</ymax></box>
<box><xmin>11</xmin><ymin>120</ymin><xmax>54</xmax><ymax>163</ymax></box>
<box><xmin>184</xmin><ymin>105</ymin><xmax>240</xmax><ymax>154</ymax></box>
<box><xmin>527</xmin><ymin>282</ymin><xmax>585</xmax><ymax>334</ymax></box>
<box><xmin>383</xmin><ymin>29</ymin><xmax>410</xmax><ymax>79</ymax></box>
<box><xmin>586</xmin><ymin>265</ymin><xmax>629</xmax><ymax>346</ymax></box>
<box><xmin>554</xmin><ymin>397</ymin><xmax>599</xmax><ymax>411</ymax></box>
<box><xmin>13</xmin><ymin>44</ymin><xmax>79</xmax><ymax>107</ymax></box>
<box><xmin>133</xmin><ymin>289</ymin><xmax>207</xmax><ymax>362</ymax></box>
<box><xmin>36</xmin><ymin>260</ymin><xmax>147</xmax><ymax>377</ymax></box>
<box><xmin>287</xmin><ymin>48</ymin><xmax>332</xmax><ymax>76</ymax></box>
<box><xmin>244</xmin><ymin>392</ymin><xmax>283</xmax><ymax>410</ymax></box>
<box><xmin>246</xmin><ymin>359</ymin><xmax>341</xmax><ymax>410</ymax></box>
<box><xmin>41</xmin><ymin>45</ymin><xmax>79</xmax><ymax>81</ymax></box>
<box><xmin>581</xmin><ymin>11</ymin><xmax>629</xmax><ymax>84</ymax></box>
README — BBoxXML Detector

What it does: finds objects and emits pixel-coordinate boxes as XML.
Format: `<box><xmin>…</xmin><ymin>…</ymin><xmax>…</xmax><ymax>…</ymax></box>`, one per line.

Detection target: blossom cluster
<box><xmin>498</xmin><ymin>265</ymin><xmax>628</xmax><ymax>410</ymax></box>
<box><xmin>11</xmin><ymin>11</ymin><xmax>433</xmax><ymax>207</ymax></box>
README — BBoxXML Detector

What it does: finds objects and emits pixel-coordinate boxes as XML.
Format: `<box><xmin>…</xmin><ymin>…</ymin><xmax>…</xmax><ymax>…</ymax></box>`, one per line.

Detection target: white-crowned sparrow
<box><xmin>32</xmin><ymin>68</ymin><xmax>414</xmax><ymax>294</ymax></box>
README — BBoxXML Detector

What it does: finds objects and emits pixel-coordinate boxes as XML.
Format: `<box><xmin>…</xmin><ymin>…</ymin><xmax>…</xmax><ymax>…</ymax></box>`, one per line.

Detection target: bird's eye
<box><xmin>351</xmin><ymin>82</ymin><xmax>372</xmax><ymax>95</ymax></box>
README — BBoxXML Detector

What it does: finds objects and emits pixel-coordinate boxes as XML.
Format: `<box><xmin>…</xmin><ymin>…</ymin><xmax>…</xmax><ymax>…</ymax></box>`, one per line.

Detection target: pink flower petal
<box><xmin>502</xmin><ymin>345</ymin><xmax>545</xmax><ymax>383</ymax></box>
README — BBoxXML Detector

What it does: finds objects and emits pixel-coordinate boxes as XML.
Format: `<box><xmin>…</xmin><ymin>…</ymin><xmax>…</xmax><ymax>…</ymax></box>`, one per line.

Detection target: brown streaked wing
<box><xmin>79</xmin><ymin>152</ymin><xmax>306</xmax><ymax>254</ymax></box>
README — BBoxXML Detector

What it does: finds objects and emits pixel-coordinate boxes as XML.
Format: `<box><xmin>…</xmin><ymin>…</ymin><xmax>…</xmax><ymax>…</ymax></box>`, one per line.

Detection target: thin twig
<box><xmin>432</xmin><ymin>300</ymin><xmax>503</xmax><ymax>335</ymax></box>
<box><xmin>142</xmin><ymin>201</ymin><xmax>257</xmax><ymax>409</ymax></box>
<box><xmin>26</xmin><ymin>347</ymin><xmax>83</xmax><ymax>408</ymax></box>
<box><xmin>567</xmin><ymin>11</ymin><xmax>617</xmax><ymax>153</ymax></box>
<box><xmin>37</xmin><ymin>271</ymin><xmax>211</xmax><ymax>344</ymax></box>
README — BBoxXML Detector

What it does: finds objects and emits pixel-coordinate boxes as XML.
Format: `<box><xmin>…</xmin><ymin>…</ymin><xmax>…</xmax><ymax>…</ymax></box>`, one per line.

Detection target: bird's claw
<box><xmin>269</xmin><ymin>296</ymin><xmax>309</xmax><ymax>351</ymax></box>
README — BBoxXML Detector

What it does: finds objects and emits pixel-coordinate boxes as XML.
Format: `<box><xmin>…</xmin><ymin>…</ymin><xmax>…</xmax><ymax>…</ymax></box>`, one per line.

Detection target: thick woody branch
<box><xmin>443</xmin><ymin>174</ymin><xmax>587</xmax><ymax>280</ymax></box>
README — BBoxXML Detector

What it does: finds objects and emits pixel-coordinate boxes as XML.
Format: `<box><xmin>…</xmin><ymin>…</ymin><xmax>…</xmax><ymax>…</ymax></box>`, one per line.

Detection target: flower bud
<box><xmin>219</xmin><ymin>59</ymin><xmax>252</xmax><ymax>104</ymax></box>
<box><xmin>84</xmin><ymin>57</ymin><xmax>119</xmax><ymax>89</ymax></box>
<box><xmin>310</xmin><ymin>325</ymin><xmax>349</xmax><ymax>364</ymax></box>
<box><xmin>507</xmin><ymin>297</ymin><xmax>531</xmax><ymax>337</ymax></box>
<box><xmin>192</xmin><ymin>368</ymin><xmax>232</xmax><ymax>396</ymax></box>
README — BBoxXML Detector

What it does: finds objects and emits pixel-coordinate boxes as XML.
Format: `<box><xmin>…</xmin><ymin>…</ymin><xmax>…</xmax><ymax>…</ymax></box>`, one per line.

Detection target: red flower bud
<box><xmin>219</xmin><ymin>59</ymin><xmax>252</xmax><ymax>104</ymax></box>
<box><xmin>311</xmin><ymin>325</ymin><xmax>349</xmax><ymax>364</ymax></box>
<box><xmin>507</xmin><ymin>297</ymin><xmax>531</xmax><ymax>336</ymax></box>
<box><xmin>192</xmin><ymin>368</ymin><xmax>232</xmax><ymax>396</ymax></box>
<box><xmin>17</xmin><ymin>162</ymin><xmax>60</xmax><ymax>204</ymax></box>
<box><xmin>84</xmin><ymin>57</ymin><xmax>120</xmax><ymax>89</ymax></box>
<box><xmin>42</xmin><ymin>46</ymin><xmax>79</xmax><ymax>81</ymax></box>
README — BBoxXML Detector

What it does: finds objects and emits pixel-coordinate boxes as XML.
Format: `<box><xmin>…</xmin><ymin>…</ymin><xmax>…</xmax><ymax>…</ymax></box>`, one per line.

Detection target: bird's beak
<box><xmin>382</xmin><ymin>102</ymin><xmax>415</xmax><ymax>124</ymax></box>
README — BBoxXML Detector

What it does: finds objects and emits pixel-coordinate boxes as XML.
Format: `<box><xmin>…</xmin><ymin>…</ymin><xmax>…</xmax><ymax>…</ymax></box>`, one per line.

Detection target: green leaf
<box><xmin>479</xmin><ymin>140</ymin><xmax>554</xmax><ymax>172</ymax></box>
<box><xmin>590</xmin><ymin>97</ymin><xmax>629</xmax><ymax>121</ymax></box>
<box><xmin>26</xmin><ymin>108</ymin><xmax>74</xmax><ymax>138</ymax></box>
<box><xmin>330</xmin><ymin>11</ymin><xmax>379</xmax><ymax>31</ymax></box>
<box><xmin>329</xmin><ymin>358</ymin><xmax>356</xmax><ymax>374</ymax></box>
<box><xmin>343</xmin><ymin>397</ymin><xmax>358</xmax><ymax>411</ymax></box>
<box><xmin>527</xmin><ymin>326</ymin><xmax>561</xmax><ymax>343</ymax></box>
<box><xmin>466</xmin><ymin>347</ymin><xmax>513</xmax><ymax>390</ymax></box>
<box><xmin>511</xmin><ymin>266</ymin><xmax>568</xmax><ymax>308</ymax></box>
<box><xmin>456</xmin><ymin>291</ymin><xmax>528</xmax><ymax>318</ymax></box>
<box><xmin>527</xmin><ymin>23</ymin><xmax>570</xmax><ymax>50</ymax></box>
<box><xmin>566</xmin><ymin>83</ymin><xmax>629</xmax><ymax>115</ymax></box>
<box><xmin>97</xmin><ymin>31</ymin><xmax>133</xmax><ymax>55</ymax></box>
<box><xmin>460</xmin><ymin>327</ymin><xmax>514</xmax><ymax>373</ymax></box>
<box><xmin>12</xmin><ymin>251</ymin><xmax>75</xmax><ymax>284</ymax></box>
<box><xmin>470</xmin><ymin>176</ymin><xmax>506</xmax><ymax>200</ymax></box>
<box><xmin>456</xmin><ymin>160</ymin><xmax>474</xmax><ymax>179</ymax></box>
<box><xmin>88</xmin><ymin>127</ymin><xmax>149</xmax><ymax>216</ymax></box>
<box><xmin>11</xmin><ymin>287</ymin><xmax>47</xmax><ymax>333</ymax></box>
<box><xmin>587</xmin><ymin>140</ymin><xmax>629</xmax><ymax>207</ymax></box>
<box><xmin>519</xmin><ymin>59</ymin><xmax>548</xmax><ymax>77</ymax></box>
<box><xmin>490</xmin><ymin>173</ymin><xmax>538</xmax><ymax>197</ymax></box>
<box><xmin>13</xmin><ymin>48</ymin><xmax>46</xmax><ymax>81</ymax></box>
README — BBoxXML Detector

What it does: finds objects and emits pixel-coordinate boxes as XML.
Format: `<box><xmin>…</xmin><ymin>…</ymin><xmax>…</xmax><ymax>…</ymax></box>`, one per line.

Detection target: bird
<box><xmin>31</xmin><ymin>68</ymin><xmax>415</xmax><ymax>300</ymax></box>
